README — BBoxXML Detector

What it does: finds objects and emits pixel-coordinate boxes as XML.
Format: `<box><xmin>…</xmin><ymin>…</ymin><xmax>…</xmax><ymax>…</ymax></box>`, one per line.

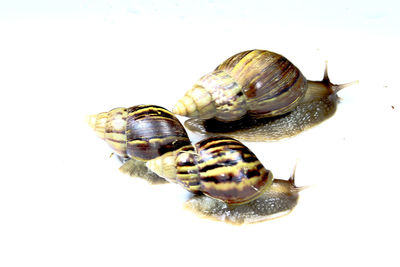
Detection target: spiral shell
<box><xmin>173</xmin><ymin>49</ymin><xmax>308</xmax><ymax>122</ymax></box>
<box><xmin>87</xmin><ymin>105</ymin><xmax>191</xmax><ymax>161</ymax></box>
<box><xmin>148</xmin><ymin>136</ymin><xmax>274</xmax><ymax>204</ymax></box>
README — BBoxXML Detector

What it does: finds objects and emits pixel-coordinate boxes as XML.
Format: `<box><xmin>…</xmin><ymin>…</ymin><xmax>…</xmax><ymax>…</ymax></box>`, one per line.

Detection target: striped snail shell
<box><xmin>148</xmin><ymin>136</ymin><xmax>273</xmax><ymax>204</ymax></box>
<box><xmin>87</xmin><ymin>104</ymin><xmax>192</xmax><ymax>182</ymax></box>
<box><xmin>173</xmin><ymin>49</ymin><xmax>356</xmax><ymax>141</ymax></box>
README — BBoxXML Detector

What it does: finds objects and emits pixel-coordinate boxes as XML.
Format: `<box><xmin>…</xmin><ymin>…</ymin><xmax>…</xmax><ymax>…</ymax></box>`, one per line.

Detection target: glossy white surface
<box><xmin>1</xmin><ymin>1</ymin><xmax>399</xmax><ymax>266</ymax></box>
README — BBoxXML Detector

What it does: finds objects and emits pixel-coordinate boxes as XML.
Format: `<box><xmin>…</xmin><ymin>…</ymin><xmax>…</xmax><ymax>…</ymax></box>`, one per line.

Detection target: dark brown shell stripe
<box><xmin>196</xmin><ymin>137</ymin><xmax>273</xmax><ymax>204</ymax></box>
<box><xmin>125</xmin><ymin>105</ymin><xmax>191</xmax><ymax>161</ymax></box>
<box><xmin>216</xmin><ymin>50</ymin><xmax>308</xmax><ymax>118</ymax></box>
<box><xmin>176</xmin><ymin>147</ymin><xmax>201</xmax><ymax>193</ymax></box>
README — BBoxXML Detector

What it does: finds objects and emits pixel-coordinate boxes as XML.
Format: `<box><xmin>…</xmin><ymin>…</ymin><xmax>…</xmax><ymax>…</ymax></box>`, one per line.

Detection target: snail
<box><xmin>173</xmin><ymin>49</ymin><xmax>356</xmax><ymax>141</ymax></box>
<box><xmin>146</xmin><ymin>136</ymin><xmax>301</xmax><ymax>224</ymax></box>
<box><xmin>87</xmin><ymin>107</ymin><xmax>301</xmax><ymax>224</ymax></box>
<box><xmin>86</xmin><ymin>104</ymin><xmax>192</xmax><ymax>184</ymax></box>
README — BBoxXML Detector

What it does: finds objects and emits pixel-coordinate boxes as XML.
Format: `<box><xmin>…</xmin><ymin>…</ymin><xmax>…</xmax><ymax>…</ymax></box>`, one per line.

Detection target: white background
<box><xmin>1</xmin><ymin>1</ymin><xmax>399</xmax><ymax>266</ymax></box>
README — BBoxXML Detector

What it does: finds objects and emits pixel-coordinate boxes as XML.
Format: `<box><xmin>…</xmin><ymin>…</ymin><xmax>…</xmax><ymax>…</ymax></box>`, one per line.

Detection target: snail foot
<box><xmin>119</xmin><ymin>158</ymin><xmax>168</xmax><ymax>185</ymax></box>
<box><xmin>184</xmin><ymin>179</ymin><xmax>300</xmax><ymax>225</ymax></box>
<box><xmin>184</xmin><ymin>96</ymin><xmax>338</xmax><ymax>141</ymax></box>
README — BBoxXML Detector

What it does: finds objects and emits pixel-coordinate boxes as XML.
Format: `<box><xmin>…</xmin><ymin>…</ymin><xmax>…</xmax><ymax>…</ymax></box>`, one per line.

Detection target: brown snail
<box><xmin>147</xmin><ymin>136</ymin><xmax>301</xmax><ymax>224</ymax></box>
<box><xmin>173</xmin><ymin>49</ymin><xmax>356</xmax><ymax>141</ymax></box>
<box><xmin>88</xmin><ymin>106</ymin><xmax>301</xmax><ymax>224</ymax></box>
<box><xmin>86</xmin><ymin>104</ymin><xmax>192</xmax><ymax>184</ymax></box>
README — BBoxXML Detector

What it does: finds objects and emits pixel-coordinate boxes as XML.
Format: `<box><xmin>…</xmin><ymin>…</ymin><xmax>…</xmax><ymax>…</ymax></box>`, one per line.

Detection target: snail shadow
<box><xmin>185</xmin><ymin>95</ymin><xmax>339</xmax><ymax>142</ymax></box>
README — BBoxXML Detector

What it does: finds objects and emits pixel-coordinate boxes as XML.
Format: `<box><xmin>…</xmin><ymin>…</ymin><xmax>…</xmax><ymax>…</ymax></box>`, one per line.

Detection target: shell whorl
<box><xmin>193</xmin><ymin>136</ymin><xmax>274</xmax><ymax>204</ymax></box>
<box><xmin>88</xmin><ymin>105</ymin><xmax>191</xmax><ymax>161</ymax></box>
<box><xmin>87</xmin><ymin>108</ymin><xmax>129</xmax><ymax>157</ymax></box>
<box><xmin>173</xmin><ymin>49</ymin><xmax>308</xmax><ymax>121</ymax></box>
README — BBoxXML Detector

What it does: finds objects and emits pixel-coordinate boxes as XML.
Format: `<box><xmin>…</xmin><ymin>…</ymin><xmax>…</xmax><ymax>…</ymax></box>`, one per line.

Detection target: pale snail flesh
<box><xmin>146</xmin><ymin>136</ymin><xmax>301</xmax><ymax>224</ymax></box>
<box><xmin>173</xmin><ymin>49</ymin><xmax>356</xmax><ymax>141</ymax></box>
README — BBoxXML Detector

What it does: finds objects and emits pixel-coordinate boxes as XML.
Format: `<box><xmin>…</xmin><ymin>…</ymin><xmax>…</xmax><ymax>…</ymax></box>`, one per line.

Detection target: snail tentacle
<box><xmin>322</xmin><ymin>61</ymin><xmax>358</xmax><ymax>93</ymax></box>
<box><xmin>304</xmin><ymin>62</ymin><xmax>357</xmax><ymax>102</ymax></box>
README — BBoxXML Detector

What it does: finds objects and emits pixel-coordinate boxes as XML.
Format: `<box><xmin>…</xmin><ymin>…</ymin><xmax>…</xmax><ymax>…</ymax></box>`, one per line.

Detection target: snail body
<box><xmin>173</xmin><ymin>49</ymin><xmax>355</xmax><ymax>141</ymax></box>
<box><xmin>185</xmin><ymin>177</ymin><xmax>300</xmax><ymax>224</ymax></box>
